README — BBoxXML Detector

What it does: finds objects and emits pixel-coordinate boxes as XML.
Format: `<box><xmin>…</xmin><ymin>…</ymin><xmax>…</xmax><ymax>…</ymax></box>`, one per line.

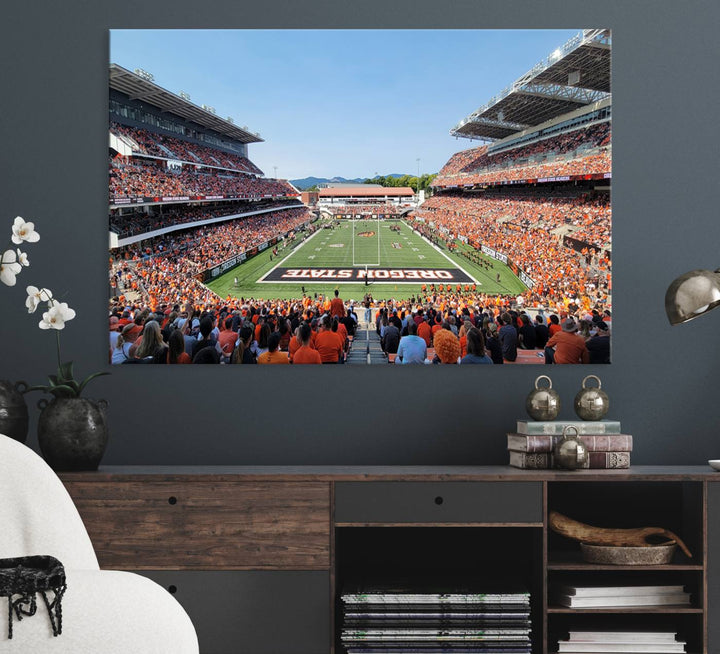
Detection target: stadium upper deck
<box><xmin>109</xmin><ymin>65</ymin><xmax>299</xmax><ymax>210</ymax></box>
<box><xmin>451</xmin><ymin>29</ymin><xmax>610</xmax><ymax>142</ymax></box>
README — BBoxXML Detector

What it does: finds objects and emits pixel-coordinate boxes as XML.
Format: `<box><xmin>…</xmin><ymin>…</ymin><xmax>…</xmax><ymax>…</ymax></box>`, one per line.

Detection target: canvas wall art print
<box><xmin>108</xmin><ymin>29</ymin><xmax>611</xmax><ymax>366</ymax></box>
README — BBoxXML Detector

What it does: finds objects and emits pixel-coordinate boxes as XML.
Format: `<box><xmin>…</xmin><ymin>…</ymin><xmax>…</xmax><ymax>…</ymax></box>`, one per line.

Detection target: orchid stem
<box><xmin>56</xmin><ymin>330</ymin><xmax>62</xmax><ymax>370</ymax></box>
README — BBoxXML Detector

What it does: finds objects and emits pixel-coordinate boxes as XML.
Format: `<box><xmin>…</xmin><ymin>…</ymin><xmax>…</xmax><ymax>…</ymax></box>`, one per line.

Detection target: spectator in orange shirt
<box><xmin>315</xmin><ymin>316</ymin><xmax>344</xmax><ymax>364</ymax></box>
<box><xmin>544</xmin><ymin>318</ymin><xmax>589</xmax><ymax>364</ymax></box>
<box><xmin>217</xmin><ymin>316</ymin><xmax>238</xmax><ymax>361</ymax></box>
<box><xmin>257</xmin><ymin>332</ymin><xmax>289</xmax><ymax>364</ymax></box>
<box><xmin>548</xmin><ymin>314</ymin><xmax>562</xmax><ymax>337</ymax></box>
<box><xmin>417</xmin><ymin>318</ymin><xmax>432</xmax><ymax>347</ymax></box>
<box><xmin>330</xmin><ymin>289</ymin><xmax>346</xmax><ymax>319</ymax></box>
<box><xmin>292</xmin><ymin>324</ymin><xmax>322</xmax><ymax>365</ymax></box>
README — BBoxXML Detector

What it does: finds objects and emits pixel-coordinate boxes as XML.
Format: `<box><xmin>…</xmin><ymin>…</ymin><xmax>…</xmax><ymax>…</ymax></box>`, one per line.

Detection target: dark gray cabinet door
<box><xmin>137</xmin><ymin>570</ymin><xmax>330</xmax><ymax>654</ymax></box>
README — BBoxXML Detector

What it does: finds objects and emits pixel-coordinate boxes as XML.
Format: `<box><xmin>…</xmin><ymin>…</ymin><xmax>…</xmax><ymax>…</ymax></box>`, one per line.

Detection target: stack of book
<box><xmin>507</xmin><ymin>420</ymin><xmax>632</xmax><ymax>470</ymax></box>
<box><xmin>340</xmin><ymin>587</ymin><xmax>532</xmax><ymax>653</ymax></box>
<box><xmin>556</xmin><ymin>630</ymin><xmax>687</xmax><ymax>653</ymax></box>
<box><xmin>551</xmin><ymin>584</ymin><xmax>691</xmax><ymax>609</ymax></box>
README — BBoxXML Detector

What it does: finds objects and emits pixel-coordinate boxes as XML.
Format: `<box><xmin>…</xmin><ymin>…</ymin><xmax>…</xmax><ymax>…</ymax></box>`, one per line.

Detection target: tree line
<box><xmin>365</xmin><ymin>173</ymin><xmax>436</xmax><ymax>193</ymax></box>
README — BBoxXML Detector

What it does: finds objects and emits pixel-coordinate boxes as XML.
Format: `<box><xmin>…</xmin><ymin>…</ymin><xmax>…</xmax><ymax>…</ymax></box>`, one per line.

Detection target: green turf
<box><xmin>205</xmin><ymin>219</ymin><xmax>527</xmax><ymax>302</ymax></box>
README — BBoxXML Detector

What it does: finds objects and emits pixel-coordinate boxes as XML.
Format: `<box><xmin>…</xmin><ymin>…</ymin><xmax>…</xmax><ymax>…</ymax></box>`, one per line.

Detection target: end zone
<box><xmin>259</xmin><ymin>267</ymin><xmax>476</xmax><ymax>284</ymax></box>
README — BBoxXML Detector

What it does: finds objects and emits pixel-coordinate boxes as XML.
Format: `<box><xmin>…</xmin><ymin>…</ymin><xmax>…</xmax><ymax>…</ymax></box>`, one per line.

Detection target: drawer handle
<box><xmin>168</xmin><ymin>496</ymin><xmax>178</xmax><ymax>505</ymax></box>
<box><xmin>434</xmin><ymin>496</ymin><xmax>444</xmax><ymax>505</ymax></box>
<box><xmin>168</xmin><ymin>585</ymin><xmax>177</xmax><ymax>594</ymax></box>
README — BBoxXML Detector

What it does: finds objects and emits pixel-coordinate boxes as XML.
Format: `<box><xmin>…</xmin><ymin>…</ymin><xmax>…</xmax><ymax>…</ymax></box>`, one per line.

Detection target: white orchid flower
<box><xmin>26</xmin><ymin>286</ymin><xmax>53</xmax><ymax>313</ymax></box>
<box><xmin>39</xmin><ymin>301</ymin><xmax>76</xmax><ymax>330</ymax></box>
<box><xmin>16</xmin><ymin>249</ymin><xmax>29</xmax><ymax>266</ymax></box>
<box><xmin>0</xmin><ymin>249</ymin><xmax>22</xmax><ymax>286</ymax></box>
<box><xmin>11</xmin><ymin>217</ymin><xmax>40</xmax><ymax>244</ymax></box>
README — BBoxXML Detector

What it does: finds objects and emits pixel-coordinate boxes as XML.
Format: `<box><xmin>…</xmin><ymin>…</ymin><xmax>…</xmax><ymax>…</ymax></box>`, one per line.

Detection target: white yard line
<box><xmin>257</xmin><ymin>227</ymin><xmax>327</xmax><ymax>282</ymax></box>
<box><xmin>400</xmin><ymin>220</ymin><xmax>480</xmax><ymax>285</ymax></box>
<box><xmin>256</xmin><ymin>220</ymin><xmax>480</xmax><ymax>285</ymax></box>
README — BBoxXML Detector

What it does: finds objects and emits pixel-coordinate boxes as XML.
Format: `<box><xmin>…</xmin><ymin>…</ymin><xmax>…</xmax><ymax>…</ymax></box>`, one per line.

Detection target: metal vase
<box><xmin>554</xmin><ymin>425</ymin><xmax>589</xmax><ymax>470</ymax></box>
<box><xmin>574</xmin><ymin>375</ymin><xmax>610</xmax><ymax>421</ymax></box>
<box><xmin>0</xmin><ymin>380</ymin><xmax>29</xmax><ymax>443</ymax></box>
<box><xmin>37</xmin><ymin>398</ymin><xmax>109</xmax><ymax>471</ymax></box>
<box><xmin>525</xmin><ymin>375</ymin><xmax>561</xmax><ymax>421</ymax></box>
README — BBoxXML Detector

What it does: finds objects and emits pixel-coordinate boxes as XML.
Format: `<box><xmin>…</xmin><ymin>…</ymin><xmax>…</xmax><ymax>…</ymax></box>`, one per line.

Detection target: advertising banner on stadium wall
<box><xmin>518</xmin><ymin>269</ymin><xmax>536</xmax><ymax>289</ymax></box>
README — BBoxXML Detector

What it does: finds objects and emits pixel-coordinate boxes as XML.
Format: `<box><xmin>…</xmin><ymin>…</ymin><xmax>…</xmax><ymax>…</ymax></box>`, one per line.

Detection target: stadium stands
<box><xmin>109</xmin><ymin>158</ymin><xmax>297</xmax><ymax>202</ymax></box>
<box><xmin>110</xmin><ymin>122</ymin><xmax>263</xmax><ymax>174</ymax></box>
<box><xmin>110</xmin><ymin>199</ymin><xmax>303</xmax><ymax>238</ymax></box>
<box><xmin>326</xmin><ymin>204</ymin><xmax>405</xmax><ymax>217</ymax></box>
<box><xmin>110</xmin><ymin>208</ymin><xmax>313</xmax><ymax>308</ymax></box>
<box><xmin>433</xmin><ymin>122</ymin><xmax>610</xmax><ymax>188</ymax></box>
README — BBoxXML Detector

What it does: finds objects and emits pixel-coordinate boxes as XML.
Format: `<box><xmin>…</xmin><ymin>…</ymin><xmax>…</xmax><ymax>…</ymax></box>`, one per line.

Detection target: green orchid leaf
<box><xmin>48</xmin><ymin>384</ymin><xmax>78</xmax><ymax>399</ymax></box>
<box><xmin>25</xmin><ymin>384</ymin><xmax>52</xmax><ymax>394</ymax></box>
<box><xmin>77</xmin><ymin>371</ymin><xmax>111</xmax><ymax>396</ymax></box>
<box><xmin>48</xmin><ymin>375</ymin><xmax>58</xmax><ymax>386</ymax></box>
<box><xmin>58</xmin><ymin>361</ymin><xmax>74</xmax><ymax>382</ymax></box>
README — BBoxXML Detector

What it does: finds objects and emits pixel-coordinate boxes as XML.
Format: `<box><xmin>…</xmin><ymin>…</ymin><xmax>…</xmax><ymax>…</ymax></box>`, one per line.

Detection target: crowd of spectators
<box><xmin>412</xmin><ymin>189</ymin><xmax>611</xmax><ymax>313</ymax></box>
<box><xmin>109</xmin><ymin>158</ymin><xmax>296</xmax><ymax>201</ymax></box>
<box><xmin>110</xmin><ymin>121</ymin><xmax>263</xmax><ymax>174</ymax></box>
<box><xmin>109</xmin><ymin>291</ymin><xmax>610</xmax><ymax>365</ymax></box>
<box><xmin>109</xmin><ymin>293</ymin><xmax>360</xmax><ymax>365</ymax></box>
<box><xmin>436</xmin><ymin>122</ymin><xmax>610</xmax><ymax>180</ymax></box>
<box><xmin>109</xmin><ymin>208</ymin><xmax>312</xmax><ymax>308</ymax></box>
<box><xmin>110</xmin><ymin>199</ymin><xmax>304</xmax><ymax>238</ymax></box>
<box><xmin>328</xmin><ymin>204</ymin><xmax>404</xmax><ymax>216</ymax></box>
<box><xmin>433</xmin><ymin>151</ymin><xmax>610</xmax><ymax>188</ymax></box>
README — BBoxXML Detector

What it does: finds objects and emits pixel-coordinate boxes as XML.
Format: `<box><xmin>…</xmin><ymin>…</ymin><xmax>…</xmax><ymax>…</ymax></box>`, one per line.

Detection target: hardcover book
<box><xmin>516</xmin><ymin>420</ymin><xmax>621</xmax><ymax>435</ymax></box>
<box><xmin>507</xmin><ymin>433</ymin><xmax>632</xmax><ymax>453</ymax></box>
<box><xmin>508</xmin><ymin>451</ymin><xmax>630</xmax><ymax>469</ymax></box>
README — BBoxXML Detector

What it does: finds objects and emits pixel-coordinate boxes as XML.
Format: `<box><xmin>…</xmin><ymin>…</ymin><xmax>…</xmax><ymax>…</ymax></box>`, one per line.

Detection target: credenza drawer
<box><xmin>137</xmin><ymin>570</ymin><xmax>330</xmax><ymax>654</ymax></box>
<box><xmin>334</xmin><ymin>481</ymin><xmax>542</xmax><ymax>524</ymax></box>
<box><xmin>65</xmin><ymin>481</ymin><xmax>330</xmax><ymax>569</ymax></box>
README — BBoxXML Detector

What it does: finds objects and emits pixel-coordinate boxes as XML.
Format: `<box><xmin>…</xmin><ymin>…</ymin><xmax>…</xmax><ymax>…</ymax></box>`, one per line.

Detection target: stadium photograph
<box><xmin>109</xmin><ymin>29</ymin><xmax>611</xmax><ymax>366</ymax></box>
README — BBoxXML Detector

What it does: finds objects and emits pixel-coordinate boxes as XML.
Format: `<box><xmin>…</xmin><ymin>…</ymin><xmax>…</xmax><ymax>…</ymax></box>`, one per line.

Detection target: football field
<box><xmin>206</xmin><ymin>219</ymin><xmax>527</xmax><ymax>302</ymax></box>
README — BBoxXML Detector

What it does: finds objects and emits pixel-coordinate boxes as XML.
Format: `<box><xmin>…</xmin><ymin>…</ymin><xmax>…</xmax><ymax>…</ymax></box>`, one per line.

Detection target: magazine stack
<box><xmin>340</xmin><ymin>586</ymin><xmax>532</xmax><ymax>653</ymax></box>
<box><xmin>556</xmin><ymin>630</ymin><xmax>687</xmax><ymax>653</ymax></box>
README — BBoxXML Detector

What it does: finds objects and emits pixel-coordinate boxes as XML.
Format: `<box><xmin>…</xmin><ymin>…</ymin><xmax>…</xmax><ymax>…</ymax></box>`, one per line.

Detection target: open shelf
<box><xmin>335</xmin><ymin>526</ymin><xmax>542</xmax><ymax>654</ymax></box>
<box><xmin>547</xmin><ymin>550</ymin><xmax>702</xmax><ymax>571</ymax></box>
<box><xmin>548</xmin><ymin>606</ymin><xmax>704</xmax><ymax>614</ymax></box>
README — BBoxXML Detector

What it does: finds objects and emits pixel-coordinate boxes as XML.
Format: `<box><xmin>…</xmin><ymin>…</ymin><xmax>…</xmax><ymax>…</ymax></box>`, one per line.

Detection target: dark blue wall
<box><xmin>1</xmin><ymin>1</ymin><xmax>719</xmax><ymax>465</ymax></box>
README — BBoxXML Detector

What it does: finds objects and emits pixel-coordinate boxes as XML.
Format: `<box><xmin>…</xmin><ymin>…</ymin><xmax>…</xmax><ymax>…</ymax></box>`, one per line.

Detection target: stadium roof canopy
<box><xmin>319</xmin><ymin>187</ymin><xmax>414</xmax><ymax>198</ymax></box>
<box><xmin>109</xmin><ymin>64</ymin><xmax>264</xmax><ymax>144</ymax></box>
<box><xmin>451</xmin><ymin>29</ymin><xmax>611</xmax><ymax>142</ymax></box>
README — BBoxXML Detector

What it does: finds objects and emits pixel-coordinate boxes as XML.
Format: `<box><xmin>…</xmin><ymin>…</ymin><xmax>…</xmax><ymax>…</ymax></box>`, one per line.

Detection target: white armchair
<box><xmin>0</xmin><ymin>434</ymin><xmax>199</xmax><ymax>653</ymax></box>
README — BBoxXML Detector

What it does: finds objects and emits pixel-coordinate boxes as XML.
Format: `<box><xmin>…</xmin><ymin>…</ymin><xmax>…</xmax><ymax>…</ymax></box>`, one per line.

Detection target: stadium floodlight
<box><xmin>226</xmin><ymin>117</ymin><xmax>234</xmax><ymax>124</ymax></box>
<box><xmin>665</xmin><ymin>269</ymin><xmax>720</xmax><ymax>325</ymax></box>
<box><xmin>179</xmin><ymin>91</ymin><xmax>191</xmax><ymax>101</ymax></box>
<box><xmin>201</xmin><ymin>105</ymin><xmax>216</xmax><ymax>114</ymax></box>
<box><xmin>134</xmin><ymin>68</ymin><xmax>154</xmax><ymax>82</ymax></box>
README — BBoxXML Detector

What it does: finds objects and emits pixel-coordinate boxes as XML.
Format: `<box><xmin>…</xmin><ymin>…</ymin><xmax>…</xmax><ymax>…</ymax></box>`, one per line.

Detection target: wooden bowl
<box><xmin>580</xmin><ymin>542</ymin><xmax>677</xmax><ymax>565</ymax></box>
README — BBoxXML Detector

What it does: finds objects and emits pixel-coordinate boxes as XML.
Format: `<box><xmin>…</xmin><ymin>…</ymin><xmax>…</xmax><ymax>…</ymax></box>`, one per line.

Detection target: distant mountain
<box><xmin>290</xmin><ymin>174</ymin><xmax>411</xmax><ymax>190</ymax></box>
<box><xmin>290</xmin><ymin>176</ymin><xmax>366</xmax><ymax>190</ymax></box>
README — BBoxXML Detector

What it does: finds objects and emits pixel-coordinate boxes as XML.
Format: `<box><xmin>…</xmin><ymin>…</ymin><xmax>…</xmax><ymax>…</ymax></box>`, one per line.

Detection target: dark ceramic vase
<box><xmin>37</xmin><ymin>397</ymin><xmax>109</xmax><ymax>471</ymax></box>
<box><xmin>0</xmin><ymin>380</ymin><xmax>29</xmax><ymax>443</ymax></box>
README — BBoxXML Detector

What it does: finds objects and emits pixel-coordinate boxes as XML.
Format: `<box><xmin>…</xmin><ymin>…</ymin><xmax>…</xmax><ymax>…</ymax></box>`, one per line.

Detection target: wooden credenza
<box><xmin>60</xmin><ymin>466</ymin><xmax>720</xmax><ymax>654</ymax></box>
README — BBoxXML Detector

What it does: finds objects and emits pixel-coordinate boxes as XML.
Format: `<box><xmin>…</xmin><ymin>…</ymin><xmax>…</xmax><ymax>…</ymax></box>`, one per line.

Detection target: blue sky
<box><xmin>110</xmin><ymin>29</ymin><xmax>579</xmax><ymax>180</ymax></box>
